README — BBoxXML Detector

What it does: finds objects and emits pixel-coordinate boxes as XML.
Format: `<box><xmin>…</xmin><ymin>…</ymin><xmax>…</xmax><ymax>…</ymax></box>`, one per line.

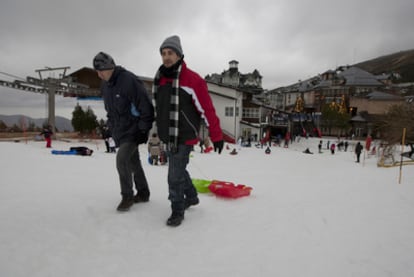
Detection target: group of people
<box><xmin>317</xmin><ymin>139</ymin><xmax>364</xmax><ymax>162</ymax></box>
<box><xmin>317</xmin><ymin>140</ymin><xmax>350</xmax><ymax>155</ymax></box>
<box><xmin>94</xmin><ymin>35</ymin><xmax>223</xmax><ymax>227</ymax></box>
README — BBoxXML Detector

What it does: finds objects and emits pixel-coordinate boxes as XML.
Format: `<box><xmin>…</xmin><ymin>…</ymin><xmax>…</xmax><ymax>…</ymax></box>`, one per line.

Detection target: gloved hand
<box><xmin>213</xmin><ymin>140</ymin><xmax>224</xmax><ymax>154</ymax></box>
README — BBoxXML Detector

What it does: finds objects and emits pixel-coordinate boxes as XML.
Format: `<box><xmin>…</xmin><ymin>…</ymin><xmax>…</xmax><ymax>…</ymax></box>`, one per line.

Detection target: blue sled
<box><xmin>51</xmin><ymin>150</ymin><xmax>78</xmax><ymax>155</ymax></box>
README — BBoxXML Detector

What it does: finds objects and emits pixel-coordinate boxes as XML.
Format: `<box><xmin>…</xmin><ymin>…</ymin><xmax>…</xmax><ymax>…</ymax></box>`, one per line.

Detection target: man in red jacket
<box><xmin>153</xmin><ymin>35</ymin><xmax>224</xmax><ymax>226</ymax></box>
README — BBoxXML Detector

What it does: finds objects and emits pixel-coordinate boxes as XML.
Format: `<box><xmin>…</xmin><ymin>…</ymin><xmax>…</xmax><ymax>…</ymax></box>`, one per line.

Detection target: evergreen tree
<box><xmin>71</xmin><ymin>104</ymin><xmax>99</xmax><ymax>134</ymax></box>
<box><xmin>72</xmin><ymin>103</ymin><xmax>86</xmax><ymax>133</ymax></box>
<box><xmin>84</xmin><ymin>106</ymin><xmax>98</xmax><ymax>134</ymax></box>
<box><xmin>0</xmin><ymin>120</ymin><xmax>7</xmax><ymax>131</ymax></box>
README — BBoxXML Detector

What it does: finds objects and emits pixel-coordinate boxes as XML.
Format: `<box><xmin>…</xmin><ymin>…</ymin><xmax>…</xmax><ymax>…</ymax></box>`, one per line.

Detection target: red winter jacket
<box><xmin>155</xmin><ymin>61</ymin><xmax>222</xmax><ymax>145</ymax></box>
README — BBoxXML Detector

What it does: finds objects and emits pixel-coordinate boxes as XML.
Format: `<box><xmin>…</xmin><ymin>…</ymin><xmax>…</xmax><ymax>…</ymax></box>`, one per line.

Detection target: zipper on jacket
<box><xmin>180</xmin><ymin>110</ymin><xmax>198</xmax><ymax>136</ymax></box>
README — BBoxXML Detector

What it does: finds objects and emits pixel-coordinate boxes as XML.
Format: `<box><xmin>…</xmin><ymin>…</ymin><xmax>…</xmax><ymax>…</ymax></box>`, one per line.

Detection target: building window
<box><xmin>243</xmin><ymin>108</ymin><xmax>260</xmax><ymax>118</ymax></box>
<box><xmin>225</xmin><ymin>107</ymin><xmax>239</xmax><ymax>117</ymax></box>
<box><xmin>225</xmin><ymin>107</ymin><xmax>234</xmax><ymax>116</ymax></box>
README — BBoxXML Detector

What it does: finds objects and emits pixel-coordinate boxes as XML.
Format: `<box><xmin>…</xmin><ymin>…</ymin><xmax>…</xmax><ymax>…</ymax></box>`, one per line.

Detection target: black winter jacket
<box><xmin>102</xmin><ymin>66</ymin><xmax>154</xmax><ymax>146</ymax></box>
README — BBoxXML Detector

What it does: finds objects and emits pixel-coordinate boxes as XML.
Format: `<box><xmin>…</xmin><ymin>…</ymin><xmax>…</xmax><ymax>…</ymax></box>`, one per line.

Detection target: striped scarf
<box><xmin>152</xmin><ymin>63</ymin><xmax>182</xmax><ymax>153</ymax></box>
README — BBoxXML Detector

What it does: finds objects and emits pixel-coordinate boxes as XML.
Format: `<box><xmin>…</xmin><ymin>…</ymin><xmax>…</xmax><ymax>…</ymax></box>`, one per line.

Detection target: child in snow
<box><xmin>40</xmin><ymin>125</ymin><xmax>53</xmax><ymax>148</ymax></box>
<box><xmin>330</xmin><ymin>143</ymin><xmax>336</xmax><ymax>154</ymax></box>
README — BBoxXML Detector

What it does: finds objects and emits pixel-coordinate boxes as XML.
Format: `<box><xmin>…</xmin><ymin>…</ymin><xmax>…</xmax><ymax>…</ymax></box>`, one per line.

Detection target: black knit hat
<box><xmin>159</xmin><ymin>35</ymin><xmax>183</xmax><ymax>57</ymax></box>
<box><xmin>93</xmin><ymin>52</ymin><xmax>115</xmax><ymax>71</ymax></box>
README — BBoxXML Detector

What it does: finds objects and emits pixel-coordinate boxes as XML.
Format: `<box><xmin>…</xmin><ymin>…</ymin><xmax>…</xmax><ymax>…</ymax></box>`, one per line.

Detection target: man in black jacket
<box><xmin>93</xmin><ymin>52</ymin><xmax>154</xmax><ymax>212</ymax></box>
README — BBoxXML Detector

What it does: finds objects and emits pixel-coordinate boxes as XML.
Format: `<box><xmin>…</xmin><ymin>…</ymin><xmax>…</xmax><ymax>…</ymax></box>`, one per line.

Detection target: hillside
<box><xmin>0</xmin><ymin>114</ymin><xmax>73</xmax><ymax>132</ymax></box>
<box><xmin>354</xmin><ymin>49</ymin><xmax>414</xmax><ymax>82</ymax></box>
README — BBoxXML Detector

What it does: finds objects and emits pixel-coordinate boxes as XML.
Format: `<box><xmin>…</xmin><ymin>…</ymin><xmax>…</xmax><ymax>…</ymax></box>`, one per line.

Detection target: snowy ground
<box><xmin>1</xmin><ymin>137</ymin><xmax>414</xmax><ymax>277</ymax></box>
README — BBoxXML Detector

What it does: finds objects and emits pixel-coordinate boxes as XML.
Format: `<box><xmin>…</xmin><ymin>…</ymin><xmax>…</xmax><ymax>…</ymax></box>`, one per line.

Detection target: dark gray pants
<box><xmin>167</xmin><ymin>144</ymin><xmax>198</xmax><ymax>212</ymax></box>
<box><xmin>116</xmin><ymin>142</ymin><xmax>149</xmax><ymax>197</ymax></box>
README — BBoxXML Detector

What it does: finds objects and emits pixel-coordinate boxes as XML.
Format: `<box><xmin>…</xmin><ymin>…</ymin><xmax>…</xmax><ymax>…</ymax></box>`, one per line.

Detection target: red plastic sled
<box><xmin>208</xmin><ymin>180</ymin><xmax>252</xmax><ymax>198</ymax></box>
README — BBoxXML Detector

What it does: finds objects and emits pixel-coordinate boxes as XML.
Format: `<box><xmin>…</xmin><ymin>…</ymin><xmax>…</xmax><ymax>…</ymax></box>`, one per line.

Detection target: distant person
<box><xmin>152</xmin><ymin>35</ymin><xmax>223</xmax><ymax>226</ymax></box>
<box><xmin>284</xmin><ymin>132</ymin><xmax>290</xmax><ymax>148</ymax></box>
<box><xmin>198</xmin><ymin>137</ymin><xmax>205</xmax><ymax>153</ymax></box>
<box><xmin>108</xmin><ymin>137</ymin><xmax>116</xmax><ymax>153</ymax></box>
<box><xmin>238</xmin><ymin>136</ymin><xmax>243</xmax><ymax>150</ymax></box>
<box><xmin>355</xmin><ymin>142</ymin><xmax>363</xmax><ymax>163</ymax></box>
<box><xmin>330</xmin><ymin>143</ymin><xmax>336</xmax><ymax>154</ymax></box>
<box><xmin>69</xmin><ymin>146</ymin><xmax>94</xmax><ymax>156</ymax></box>
<box><xmin>148</xmin><ymin>133</ymin><xmax>161</xmax><ymax>165</ymax></box>
<box><xmin>365</xmin><ymin>135</ymin><xmax>372</xmax><ymax>151</ymax></box>
<box><xmin>40</xmin><ymin>125</ymin><xmax>53</xmax><ymax>148</ymax></box>
<box><xmin>337</xmin><ymin>141</ymin><xmax>344</xmax><ymax>151</ymax></box>
<box><xmin>93</xmin><ymin>51</ymin><xmax>154</xmax><ymax>212</ymax></box>
<box><xmin>101</xmin><ymin>126</ymin><xmax>111</xmax><ymax>152</ymax></box>
<box><xmin>318</xmin><ymin>140</ymin><xmax>323</xmax><ymax>153</ymax></box>
<box><xmin>247</xmin><ymin>136</ymin><xmax>252</xmax><ymax>147</ymax></box>
<box><xmin>303</xmin><ymin>148</ymin><xmax>313</xmax><ymax>154</ymax></box>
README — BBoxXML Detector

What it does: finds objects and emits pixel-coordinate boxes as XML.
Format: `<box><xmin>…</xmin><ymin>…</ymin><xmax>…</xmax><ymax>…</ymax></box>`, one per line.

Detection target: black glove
<box><xmin>137</xmin><ymin>130</ymin><xmax>149</xmax><ymax>144</ymax></box>
<box><xmin>213</xmin><ymin>140</ymin><xmax>224</xmax><ymax>154</ymax></box>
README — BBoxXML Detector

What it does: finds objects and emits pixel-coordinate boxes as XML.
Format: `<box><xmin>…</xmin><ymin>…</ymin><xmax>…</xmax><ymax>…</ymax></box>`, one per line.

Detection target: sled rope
<box><xmin>190</xmin><ymin>156</ymin><xmax>211</xmax><ymax>180</ymax></box>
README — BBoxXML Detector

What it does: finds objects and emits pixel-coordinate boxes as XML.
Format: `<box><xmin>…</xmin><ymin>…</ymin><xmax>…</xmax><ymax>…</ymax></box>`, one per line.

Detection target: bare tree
<box><xmin>378</xmin><ymin>103</ymin><xmax>414</xmax><ymax>145</ymax></box>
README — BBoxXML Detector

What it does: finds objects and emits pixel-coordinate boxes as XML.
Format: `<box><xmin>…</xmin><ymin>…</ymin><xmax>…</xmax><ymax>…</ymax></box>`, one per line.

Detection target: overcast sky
<box><xmin>1</xmin><ymin>0</ymin><xmax>414</xmax><ymax>119</ymax></box>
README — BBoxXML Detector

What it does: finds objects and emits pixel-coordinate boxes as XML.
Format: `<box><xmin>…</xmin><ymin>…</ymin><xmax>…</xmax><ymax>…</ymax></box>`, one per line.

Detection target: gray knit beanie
<box><xmin>93</xmin><ymin>52</ymin><xmax>116</xmax><ymax>71</ymax></box>
<box><xmin>159</xmin><ymin>35</ymin><xmax>183</xmax><ymax>57</ymax></box>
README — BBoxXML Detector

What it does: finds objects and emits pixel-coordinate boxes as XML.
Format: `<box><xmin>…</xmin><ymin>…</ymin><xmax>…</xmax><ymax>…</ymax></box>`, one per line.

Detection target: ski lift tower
<box><xmin>33</xmin><ymin>66</ymin><xmax>71</xmax><ymax>133</ymax></box>
<box><xmin>0</xmin><ymin>66</ymin><xmax>99</xmax><ymax>133</ymax></box>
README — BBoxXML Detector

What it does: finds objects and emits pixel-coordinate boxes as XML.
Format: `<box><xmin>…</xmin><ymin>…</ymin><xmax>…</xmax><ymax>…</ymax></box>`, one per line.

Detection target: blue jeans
<box><xmin>167</xmin><ymin>144</ymin><xmax>198</xmax><ymax>212</ymax></box>
<box><xmin>116</xmin><ymin>142</ymin><xmax>149</xmax><ymax>197</ymax></box>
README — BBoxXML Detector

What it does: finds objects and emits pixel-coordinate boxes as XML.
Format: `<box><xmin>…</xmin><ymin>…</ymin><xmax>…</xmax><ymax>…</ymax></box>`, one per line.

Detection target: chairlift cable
<box><xmin>0</xmin><ymin>71</ymin><xmax>26</xmax><ymax>81</ymax></box>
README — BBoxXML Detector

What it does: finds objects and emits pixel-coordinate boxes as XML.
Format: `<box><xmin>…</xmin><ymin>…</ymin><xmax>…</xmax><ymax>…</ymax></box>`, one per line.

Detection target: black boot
<box><xmin>185</xmin><ymin>197</ymin><xmax>199</xmax><ymax>209</ymax></box>
<box><xmin>166</xmin><ymin>211</ymin><xmax>184</xmax><ymax>227</ymax></box>
<box><xmin>134</xmin><ymin>189</ymin><xmax>150</xmax><ymax>203</ymax></box>
<box><xmin>117</xmin><ymin>195</ymin><xmax>134</xmax><ymax>212</ymax></box>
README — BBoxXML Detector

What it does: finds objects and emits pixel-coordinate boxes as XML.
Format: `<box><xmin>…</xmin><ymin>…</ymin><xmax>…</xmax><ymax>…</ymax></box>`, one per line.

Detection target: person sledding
<box><xmin>70</xmin><ymin>147</ymin><xmax>94</xmax><ymax>156</ymax></box>
<box><xmin>52</xmin><ymin>146</ymin><xmax>94</xmax><ymax>156</ymax></box>
<box><xmin>303</xmin><ymin>148</ymin><xmax>313</xmax><ymax>154</ymax></box>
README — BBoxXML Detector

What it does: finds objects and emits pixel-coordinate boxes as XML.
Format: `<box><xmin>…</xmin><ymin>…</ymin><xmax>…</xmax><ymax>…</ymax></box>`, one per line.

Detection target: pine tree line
<box><xmin>71</xmin><ymin>104</ymin><xmax>99</xmax><ymax>135</ymax></box>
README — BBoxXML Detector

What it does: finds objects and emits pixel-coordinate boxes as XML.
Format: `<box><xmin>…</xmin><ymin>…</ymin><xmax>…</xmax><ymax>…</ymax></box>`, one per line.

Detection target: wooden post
<box><xmin>399</xmin><ymin>128</ymin><xmax>406</xmax><ymax>184</ymax></box>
